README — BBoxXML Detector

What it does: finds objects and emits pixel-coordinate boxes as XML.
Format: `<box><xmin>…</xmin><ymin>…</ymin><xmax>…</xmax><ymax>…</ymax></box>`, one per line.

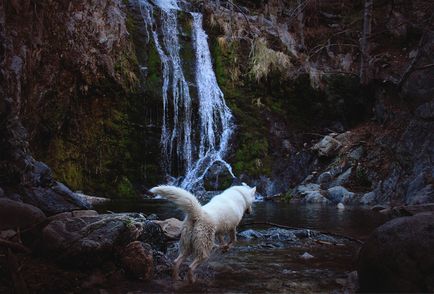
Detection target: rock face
<box><xmin>0</xmin><ymin>199</ymin><xmax>46</xmax><ymax>230</ymax></box>
<box><xmin>357</xmin><ymin>213</ymin><xmax>434</xmax><ymax>293</ymax></box>
<box><xmin>0</xmin><ymin>0</ymin><xmax>163</xmax><ymax>201</ymax></box>
<box><xmin>23</xmin><ymin>182</ymin><xmax>91</xmax><ymax>215</ymax></box>
<box><xmin>41</xmin><ymin>214</ymin><xmax>166</xmax><ymax>267</ymax></box>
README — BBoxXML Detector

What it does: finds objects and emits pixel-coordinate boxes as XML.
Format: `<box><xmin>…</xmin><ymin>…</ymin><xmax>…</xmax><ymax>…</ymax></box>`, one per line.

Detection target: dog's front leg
<box><xmin>222</xmin><ymin>229</ymin><xmax>237</xmax><ymax>253</ymax></box>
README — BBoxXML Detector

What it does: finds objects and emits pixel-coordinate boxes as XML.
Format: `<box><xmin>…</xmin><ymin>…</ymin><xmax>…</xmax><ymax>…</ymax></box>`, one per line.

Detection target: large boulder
<box><xmin>41</xmin><ymin>213</ymin><xmax>166</xmax><ymax>267</ymax></box>
<box><xmin>22</xmin><ymin>182</ymin><xmax>91</xmax><ymax>215</ymax></box>
<box><xmin>357</xmin><ymin>213</ymin><xmax>434</xmax><ymax>292</ymax></box>
<box><xmin>0</xmin><ymin>198</ymin><xmax>46</xmax><ymax>230</ymax></box>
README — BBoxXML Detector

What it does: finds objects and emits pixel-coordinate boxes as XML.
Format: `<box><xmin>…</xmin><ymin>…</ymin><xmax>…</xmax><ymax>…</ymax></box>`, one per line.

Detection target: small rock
<box><xmin>120</xmin><ymin>241</ymin><xmax>153</xmax><ymax>280</ymax></box>
<box><xmin>312</xmin><ymin>136</ymin><xmax>342</xmax><ymax>157</ymax></box>
<box><xmin>153</xmin><ymin>218</ymin><xmax>182</xmax><ymax>239</ymax></box>
<box><xmin>303</xmin><ymin>191</ymin><xmax>331</xmax><ymax>204</ymax></box>
<box><xmin>0</xmin><ymin>199</ymin><xmax>46</xmax><ymax>230</ymax></box>
<box><xmin>300</xmin><ymin>252</ymin><xmax>314</xmax><ymax>260</ymax></box>
<box><xmin>415</xmin><ymin>100</ymin><xmax>434</xmax><ymax>119</ymax></box>
<box><xmin>0</xmin><ymin>229</ymin><xmax>16</xmax><ymax>239</ymax></box>
<box><xmin>337</xmin><ymin>203</ymin><xmax>345</xmax><ymax>209</ymax></box>
<box><xmin>371</xmin><ymin>204</ymin><xmax>388</xmax><ymax>212</ymax></box>
<box><xmin>153</xmin><ymin>250</ymin><xmax>173</xmax><ymax>277</ymax></box>
<box><xmin>330</xmin><ymin>167</ymin><xmax>352</xmax><ymax>187</ymax></box>
<box><xmin>238</xmin><ymin>229</ymin><xmax>264</xmax><ymax>239</ymax></box>
<box><xmin>327</xmin><ymin>186</ymin><xmax>354</xmax><ymax>204</ymax></box>
<box><xmin>360</xmin><ymin>191</ymin><xmax>376</xmax><ymax>205</ymax></box>
<box><xmin>147</xmin><ymin>214</ymin><xmax>159</xmax><ymax>220</ymax></box>
<box><xmin>295</xmin><ymin>183</ymin><xmax>320</xmax><ymax>195</ymax></box>
<box><xmin>317</xmin><ymin>172</ymin><xmax>332</xmax><ymax>187</ymax></box>
<box><xmin>348</xmin><ymin>146</ymin><xmax>364</xmax><ymax>161</ymax></box>
<box><xmin>335</xmin><ymin>131</ymin><xmax>352</xmax><ymax>145</ymax></box>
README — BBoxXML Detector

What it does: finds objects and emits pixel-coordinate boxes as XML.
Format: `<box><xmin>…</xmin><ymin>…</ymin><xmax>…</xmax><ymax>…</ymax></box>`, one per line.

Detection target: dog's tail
<box><xmin>150</xmin><ymin>185</ymin><xmax>203</xmax><ymax>220</ymax></box>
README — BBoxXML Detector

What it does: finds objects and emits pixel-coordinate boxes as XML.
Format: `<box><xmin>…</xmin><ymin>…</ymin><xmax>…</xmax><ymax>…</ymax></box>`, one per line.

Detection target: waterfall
<box><xmin>138</xmin><ymin>0</ymin><xmax>235</xmax><ymax>191</ymax></box>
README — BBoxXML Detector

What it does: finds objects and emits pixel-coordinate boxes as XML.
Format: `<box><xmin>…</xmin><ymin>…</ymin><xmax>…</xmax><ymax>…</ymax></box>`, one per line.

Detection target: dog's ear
<box><xmin>251</xmin><ymin>187</ymin><xmax>256</xmax><ymax>195</ymax></box>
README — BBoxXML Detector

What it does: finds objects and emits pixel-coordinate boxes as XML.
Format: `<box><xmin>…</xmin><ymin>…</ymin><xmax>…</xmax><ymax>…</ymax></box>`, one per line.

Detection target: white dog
<box><xmin>150</xmin><ymin>184</ymin><xmax>256</xmax><ymax>283</ymax></box>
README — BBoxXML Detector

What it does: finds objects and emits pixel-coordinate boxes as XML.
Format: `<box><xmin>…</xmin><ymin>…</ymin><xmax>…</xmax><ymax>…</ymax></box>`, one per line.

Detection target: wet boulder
<box><xmin>203</xmin><ymin>161</ymin><xmax>234</xmax><ymax>191</ymax></box>
<box><xmin>326</xmin><ymin>186</ymin><xmax>355</xmax><ymax>204</ymax></box>
<box><xmin>302</xmin><ymin>191</ymin><xmax>331</xmax><ymax>204</ymax></box>
<box><xmin>0</xmin><ymin>198</ymin><xmax>46</xmax><ymax>230</ymax></box>
<box><xmin>357</xmin><ymin>213</ymin><xmax>434</xmax><ymax>293</ymax></box>
<box><xmin>41</xmin><ymin>213</ymin><xmax>166</xmax><ymax>267</ymax></box>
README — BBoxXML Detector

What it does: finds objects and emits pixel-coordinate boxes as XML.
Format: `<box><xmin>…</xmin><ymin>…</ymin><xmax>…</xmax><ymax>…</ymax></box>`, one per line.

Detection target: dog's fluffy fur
<box><xmin>150</xmin><ymin>184</ymin><xmax>256</xmax><ymax>283</ymax></box>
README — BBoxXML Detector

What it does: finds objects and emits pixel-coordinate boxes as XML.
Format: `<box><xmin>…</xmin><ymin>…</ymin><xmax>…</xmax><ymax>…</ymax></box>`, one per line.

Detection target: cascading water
<box><xmin>138</xmin><ymin>0</ymin><xmax>235</xmax><ymax>191</ymax></box>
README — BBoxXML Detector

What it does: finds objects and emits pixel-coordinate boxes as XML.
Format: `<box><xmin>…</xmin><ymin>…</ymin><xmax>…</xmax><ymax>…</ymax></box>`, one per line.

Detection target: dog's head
<box><xmin>241</xmin><ymin>184</ymin><xmax>256</xmax><ymax>215</ymax></box>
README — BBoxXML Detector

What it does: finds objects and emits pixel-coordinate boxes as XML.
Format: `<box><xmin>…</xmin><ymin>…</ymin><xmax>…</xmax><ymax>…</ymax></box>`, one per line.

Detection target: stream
<box><xmin>96</xmin><ymin>200</ymin><xmax>387</xmax><ymax>293</ymax></box>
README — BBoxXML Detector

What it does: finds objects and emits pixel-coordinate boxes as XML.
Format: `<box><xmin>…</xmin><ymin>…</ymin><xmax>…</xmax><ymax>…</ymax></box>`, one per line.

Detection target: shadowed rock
<box><xmin>357</xmin><ymin>213</ymin><xmax>434</xmax><ymax>292</ymax></box>
<box><xmin>41</xmin><ymin>214</ymin><xmax>166</xmax><ymax>267</ymax></box>
<box><xmin>0</xmin><ymin>198</ymin><xmax>46</xmax><ymax>230</ymax></box>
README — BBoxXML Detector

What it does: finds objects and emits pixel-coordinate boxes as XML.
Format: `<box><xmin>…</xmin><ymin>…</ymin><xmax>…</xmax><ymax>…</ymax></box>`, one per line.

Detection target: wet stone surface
<box><xmin>107</xmin><ymin>227</ymin><xmax>360</xmax><ymax>293</ymax></box>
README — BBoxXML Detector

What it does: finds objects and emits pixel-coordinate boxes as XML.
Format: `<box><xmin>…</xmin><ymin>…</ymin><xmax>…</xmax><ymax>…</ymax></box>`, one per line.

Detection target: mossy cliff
<box><xmin>1</xmin><ymin>0</ymin><xmax>164</xmax><ymax>198</ymax></box>
<box><xmin>202</xmin><ymin>0</ymin><xmax>432</xmax><ymax>195</ymax></box>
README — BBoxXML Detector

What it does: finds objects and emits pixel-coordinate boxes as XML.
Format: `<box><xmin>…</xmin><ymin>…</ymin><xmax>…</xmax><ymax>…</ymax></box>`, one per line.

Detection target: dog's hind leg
<box><xmin>188</xmin><ymin>221</ymin><xmax>215</xmax><ymax>283</ymax></box>
<box><xmin>173</xmin><ymin>252</ymin><xmax>187</xmax><ymax>281</ymax></box>
<box><xmin>216</xmin><ymin>233</ymin><xmax>226</xmax><ymax>247</ymax></box>
<box><xmin>187</xmin><ymin>256</ymin><xmax>206</xmax><ymax>284</ymax></box>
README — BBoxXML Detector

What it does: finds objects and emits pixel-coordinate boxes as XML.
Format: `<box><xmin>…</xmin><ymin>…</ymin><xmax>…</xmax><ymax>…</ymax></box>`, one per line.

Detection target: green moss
<box><xmin>283</xmin><ymin>191</ymin><xmax>293</xmax><ymax>202</ymax></box>
<box><xmin>233</xmin><ymin>136</ymin><xmax>271</xmax><ymax>177</ymax></box>
<box><xmin>116</xmin><ymin>176</ymin><xmax>136</xmax><ymax>198</ymax></box>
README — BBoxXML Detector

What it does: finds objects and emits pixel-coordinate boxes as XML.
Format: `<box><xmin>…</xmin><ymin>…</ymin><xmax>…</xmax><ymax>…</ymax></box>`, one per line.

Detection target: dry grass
<box><xmin>249</xmin><ymin>37</ymin><xmax>293</xmax><ymax>81</ymax></box>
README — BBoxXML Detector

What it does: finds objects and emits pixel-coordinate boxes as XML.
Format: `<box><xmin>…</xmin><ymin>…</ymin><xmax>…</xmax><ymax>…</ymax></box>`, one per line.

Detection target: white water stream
<box><xmin>138</xmin><ymin>0</ymin><xmax>235</xmax><ymax>191</ymax></box>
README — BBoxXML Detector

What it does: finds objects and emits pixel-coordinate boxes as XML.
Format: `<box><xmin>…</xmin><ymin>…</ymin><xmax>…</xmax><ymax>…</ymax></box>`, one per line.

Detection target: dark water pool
<box><xmin>97</xmin><ymin>199</ymin><xmax>387</xmax><ymax>238</ymax></box>
<box><xmin>96</xmin><ymin>200</ymin><xmax>388</xmax><ymax>293</ymax></box>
